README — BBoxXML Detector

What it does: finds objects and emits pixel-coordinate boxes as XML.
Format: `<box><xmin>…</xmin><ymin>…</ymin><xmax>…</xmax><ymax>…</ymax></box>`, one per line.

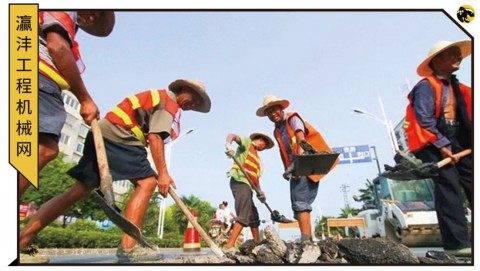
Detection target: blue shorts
<box><xmin>290</xmin><ymin>176</ymin><xmax>319</xmax><ymax>218</ymax></box>
<box><xmin>38</xmin><ymin>74</ymin><xmax>66</xmax><ymax>142</ymax></box>
<box><xmin>68</xmin><ymin>131</ymin><xmax>157</xmax><ymax>188</ymax></box>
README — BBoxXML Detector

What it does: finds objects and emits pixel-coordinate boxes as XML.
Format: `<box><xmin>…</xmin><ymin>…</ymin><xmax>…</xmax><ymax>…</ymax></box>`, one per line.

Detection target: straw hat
<box><xmin>168</xmin><ymin>79</ymin><xmax>211</xmax><ymax>113</ymax></box>
<box><xmin>256</xmin><ymin>95</ymin><xmax>290</xmax><ymax>117</ymax></box>
<box><xmin>250</xmin><ymin>132</ymin><xmax>274</xmax><ymax>149</ymax></box>
<box><xmin>417</xmin><ymin>40</ymin><xmax>471</xmax><ymax>76</ymax></box>
<box><xmin>78</xmin><ymin>11</ymin><xmax>115</xmax><ymax>37</ymax></box>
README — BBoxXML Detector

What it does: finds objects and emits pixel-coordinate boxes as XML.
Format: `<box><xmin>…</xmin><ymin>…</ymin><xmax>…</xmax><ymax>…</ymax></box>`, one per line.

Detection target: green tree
<box><xmin>115</xmin><ymin>189</ymin><xmax>215</xmax><ymax>240</ymax></box>
<box><xmin>338</xmin><ymin>206</ymin><xmax>360</xmax><ymax>218</ymax></box>
<box><xmin>170</xmin><ymin>195</ymin><xmax>215</xmax><ymax>234</ymax></box>
<box><xmin>22</xmin><ymin>154</ymin><xmax>107</xmax><ymax>226</ymax></box>
<box><xmin>163</xmin><ymin>205</ymin><xmax>180</xmax><ymax>235</ymax></box>
<box><xmin>357</xmin><ymin>179</ymin><xmax>374</xmax><ymax>203</ymax></box>
<box><xmin>313</xmin><ymin>216</ymin><xmax>329</xmax><ymax>239</ymax></box>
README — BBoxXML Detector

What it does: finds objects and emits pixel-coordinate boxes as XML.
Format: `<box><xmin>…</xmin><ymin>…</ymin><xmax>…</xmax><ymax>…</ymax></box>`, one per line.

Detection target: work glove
<box><xmin>282</xmin><ymin>164</ymin><xmax>295</xmax><ymax>181</ymax></box>
<box><xmin>256</xmin><ymin>190</ymin><xmax>267</xmax><ymax>203</ymax></box>
<box><xmin>225</xmin><ymin>143</ymin><xmax>235</xmax><ymax>157</ymax></box>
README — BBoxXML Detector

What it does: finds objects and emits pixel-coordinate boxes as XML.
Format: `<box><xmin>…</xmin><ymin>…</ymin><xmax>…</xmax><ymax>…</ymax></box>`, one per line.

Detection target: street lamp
<box><xmin>370</xmin><ymin>145</ymin><xmax>382</xmax><ymax>175</ymax></box>
<box><xmin>157</xmin><ymin>128</ymin><xmax>194</xmax><ymax>238</ymax></box>
<box><xmin>352</xmin><ymin>96</ymin><xmax>399</xmax><ymax>155</ymax></box>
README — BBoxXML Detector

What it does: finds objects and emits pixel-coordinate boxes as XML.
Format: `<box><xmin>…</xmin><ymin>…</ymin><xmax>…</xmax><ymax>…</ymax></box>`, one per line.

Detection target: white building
<box><xmin>58</xmin><ymin>90</ymin><xmax>131</xmax><ymax>200</ymax></box>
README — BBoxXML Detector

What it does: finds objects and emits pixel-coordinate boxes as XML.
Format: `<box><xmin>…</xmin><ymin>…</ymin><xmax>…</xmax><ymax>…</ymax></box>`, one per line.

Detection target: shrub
<box><xmin>35</xmin><ymin>225</ymin><xmax>121</xmax><ymax>248</ymax></box>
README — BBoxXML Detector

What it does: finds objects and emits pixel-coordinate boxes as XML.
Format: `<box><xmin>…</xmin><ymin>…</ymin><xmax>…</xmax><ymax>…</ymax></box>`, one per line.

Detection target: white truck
<box><xmin>356</xmin><ymin>176</ymin><xmax>471</xmax><ymax>247</ymax></box>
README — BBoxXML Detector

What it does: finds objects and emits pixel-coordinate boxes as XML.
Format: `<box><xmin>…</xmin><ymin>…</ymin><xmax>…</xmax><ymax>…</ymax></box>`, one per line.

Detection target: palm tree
<box><xmin>357</xmin><ymin>179</ymin><xmax>374</xmax><ymax>203</ymax></box>
<box><xmin>353</xmin><ymin>179</ymin><xmax>376</xmax><ymax>209</ymax></box>
<box><xmin>339</xmin><ymin>206</ymin><xmax>360</xmax><ymax>218</ymax></box>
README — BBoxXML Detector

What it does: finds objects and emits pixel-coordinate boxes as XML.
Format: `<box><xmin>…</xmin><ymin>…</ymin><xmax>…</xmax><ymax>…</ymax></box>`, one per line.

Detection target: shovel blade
<box><xmin>293</xmin><ymin>153</ymin><xmax>340</xmax><ymax>176</ymax></box>
<box><xmin>271</xmin><ymin>210</ymin><xmax>293</xmax><ymax>223</ymax></box>
<box><xmin>93</xmin><ymin>191</ymin><xmax>155</xmax><ymax>249</ymax></box>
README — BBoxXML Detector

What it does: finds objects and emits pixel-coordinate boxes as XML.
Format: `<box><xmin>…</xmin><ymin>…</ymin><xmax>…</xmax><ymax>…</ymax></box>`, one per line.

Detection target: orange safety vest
<box><xmin>404</xmin><ymin>76</ymin><xmax>472</xmax><ymax>152</ymax></box>
<box><xmin>274</xmin><ymin>112</ymin><xmax>337</xmax><ymax>182</ymax></box>
<box><xmin>231</xmin><ymin>144</ymin><xmax>262</xmax><ymax>188</ymax></box>
<box><xmin>39</xmin><ymin>12</ymin><xmax>84</xmax><ymax>90</ymax></box>
<box><xmin>105</xmin><ymin>89</ymin><xmax>180</xmax><ymax>146</ymax></box>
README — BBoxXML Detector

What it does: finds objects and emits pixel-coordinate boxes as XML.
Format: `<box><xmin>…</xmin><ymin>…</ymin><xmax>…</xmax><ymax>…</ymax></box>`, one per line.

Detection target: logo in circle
<box><xmin>457</xmin><ymin>5</ymin><xmax>475</xmax><ymax>23</ymax></box>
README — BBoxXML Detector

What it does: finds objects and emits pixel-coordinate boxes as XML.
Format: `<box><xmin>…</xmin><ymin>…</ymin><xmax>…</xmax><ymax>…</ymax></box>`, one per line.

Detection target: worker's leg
<box><xmin>225</xmin><ymin>222</ymin><xmax>244</xmax><ymax>249</ymax></box>
<box><xmin>248</xmin><ymin>201</ymin><xmax>261</xmax><ymax>244</ymax></box>
<box><xmin>227</xmin><ymin>178</ymin><xmax>259</xmax><ymax>249</ymax></box>
<box><xmin>22</xmin><ymin>77</ymin><xmax>67</xmax><ymax>197</ymax></box>
<box><xmin>19</xmin><ymin>135</ymin><xmax>60</xmax><ymax>197</ymax></box>
<box><xmin>297</xmin><ymin>211</ymin><xmax>312</xmax><ymax>240</ymax></box>
<box><xmin>415</xmin><ymin>146</ymin><xmax>470</xmax><ymax>250</ymax></box>
<box><xmin>20</xmin><ymin>181</ymin><xmax>92</xmax><ymax>249</ymax></box>
<box><xmin>290</xmin><ymin>176</ymin><xmax>319</xmax><ymax>242</ymax></box>
<box><xmin>250</xmin><ymin>226</ymin><xmax>260</xmax><ymax>244</ymax></box>
<box><xmin>121</xmin><ymin>176</ymin><xmax>157</xmax><ymax>249</ymax></box>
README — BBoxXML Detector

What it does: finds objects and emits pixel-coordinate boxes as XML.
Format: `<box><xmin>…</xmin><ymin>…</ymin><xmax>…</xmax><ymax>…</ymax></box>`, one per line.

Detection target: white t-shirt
<box><xmin>215</xmin><ymin>208</ymin><xmax>226</xmax><ymax>222</ymax></box>
<box><xmin>223</xmin><ymin>207</ymin><xmax>235</xmax><ymax>223</ymax></box>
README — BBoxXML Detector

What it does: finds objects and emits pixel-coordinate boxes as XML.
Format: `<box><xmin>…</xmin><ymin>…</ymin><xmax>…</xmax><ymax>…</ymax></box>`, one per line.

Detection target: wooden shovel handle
<box><xmin>91</xmin><ymin>119</ymin><xmax>115</xmax><ymax>207</ymax></box>
<box><xmin>168</xmin><ymin>188</ymin><xmax>225</xmax><ymax>258</ymax></box>
<box><xmin>436</xmin><ymin>149</ymin><xmax>472</xmax><ymax>168</ymax></box>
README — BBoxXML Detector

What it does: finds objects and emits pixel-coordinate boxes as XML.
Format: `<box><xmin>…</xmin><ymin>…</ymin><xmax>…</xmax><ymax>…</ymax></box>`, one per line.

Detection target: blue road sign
<box><xmin>332</xmin><ymin>145</ymin><xmax>372</xmax><ymax>164</ymax></box>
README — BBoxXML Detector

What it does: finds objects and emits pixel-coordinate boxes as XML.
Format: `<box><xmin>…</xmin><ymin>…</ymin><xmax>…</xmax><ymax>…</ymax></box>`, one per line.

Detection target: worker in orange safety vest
<box><xmin>19</xmin><ymin>11</ymin><xmax>115</xmax><ymax>199</ymax></box>
<box><xmin>256</xmin><ymin>95</ymin><xmax>336</xmax><ymax>244</ymax></box>
<box><xmin>403</xmin><ymin>40</ymin><xmax>472</xmax><ymax>257</ymax></box>
<box><xmin>20</xmin><ymin>79</ymin><xmax>211</xmax><ymax>263</ymax></box>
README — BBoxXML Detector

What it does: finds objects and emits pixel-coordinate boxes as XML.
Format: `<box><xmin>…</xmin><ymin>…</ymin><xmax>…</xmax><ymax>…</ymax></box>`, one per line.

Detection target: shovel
<box><xmin>168</xmin><ymin>188</ymin><xmax>225</xmax><ymax>258</ymax></box>
<box><xmin>91</xmin><ymin>119</ymin><xmax>115</xmax><ymax>207</ymax></box>
<box><xmin>90</xmin><ymin>119</ymin><xmax>155</xmax><ymax>249</ymax></box>
<box><xmin>381</xmin><ymin>149</ymin><xmax>471</xmax><ymax>181</ymax></box>
<box><xmin>226</xmin><ymin>152</ymin><xmax>293</xmax><ymax>223</ymax></box>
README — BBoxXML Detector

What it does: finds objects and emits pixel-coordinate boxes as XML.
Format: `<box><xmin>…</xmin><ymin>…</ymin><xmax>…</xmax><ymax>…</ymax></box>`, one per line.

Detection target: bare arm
<box><xmin>294</xmin><ymin>130</ymin><xmax>306</xmax><ymax>155</ymax></box>
<box><xmin>46</xmin><ymin>31</ymin><xmax>99</xmax><ymax>124</ymax></box>
<box><xmin>148</xmin><ymin>133</ymin><xmax>176</xmax><ymax>197</ymax></box>
<box><xmin>226</xmin><ymin>133</ymin><xmax>241</xmax><ymax>145</ymax></box>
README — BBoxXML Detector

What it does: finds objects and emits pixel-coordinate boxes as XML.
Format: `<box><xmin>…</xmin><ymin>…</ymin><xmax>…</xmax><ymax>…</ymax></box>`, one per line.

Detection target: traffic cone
<box><xmin>183</xmin><ymin>210</ymin><xmax>201</xmax><ymax>252</ymax></box>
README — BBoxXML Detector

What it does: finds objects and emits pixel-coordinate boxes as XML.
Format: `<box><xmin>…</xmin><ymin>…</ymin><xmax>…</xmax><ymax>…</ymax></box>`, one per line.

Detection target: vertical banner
<box><xmin>9</xmin><ymin>4</ymin><xmax>38</xmax><ymax>188</ymax></box>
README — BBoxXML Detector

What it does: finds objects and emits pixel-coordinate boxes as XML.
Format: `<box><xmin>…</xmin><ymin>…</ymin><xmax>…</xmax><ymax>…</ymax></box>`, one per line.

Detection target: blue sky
<box><xmin>74</xmin><ymin>11</ymin><xmax>471</xmax><ymax>225</ymax></box>
<box><xmin>1</xmin><ymin>3</ymin><xmax>477</xmax><ymax>266</ymax></box>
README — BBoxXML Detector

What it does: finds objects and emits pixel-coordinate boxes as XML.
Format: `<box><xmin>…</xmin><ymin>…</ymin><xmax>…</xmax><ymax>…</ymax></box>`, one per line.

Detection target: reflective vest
<box><xmin>231</xmin><ymin>144</ymin><xmax>262</xmax><ymax>188</ymax></box>
<box><xmin>404</xmin><ymin>76</ymin><xmax>472</xmax><ymax>152</ymax></box>
<box><xmin>39</xmin><ymin>12</ymin><xmax>84</xmax><ymax>90</ymax></box>
<box><xmin>274</xmin><ymin>112</ymin><xmax>337</xmax><ymax>182</ymax></box>
<box><xmin>105</xmin><ymin>89</ymin><xmax>180</xmax><ymax>146</ymax></box>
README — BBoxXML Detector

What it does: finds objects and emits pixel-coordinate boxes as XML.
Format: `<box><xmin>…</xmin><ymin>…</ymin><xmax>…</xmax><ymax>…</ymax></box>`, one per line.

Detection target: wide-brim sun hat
<box><xmin>78</xmin><ymin>11</ymin><xmax>115</xmax><ymax>37</ymax></box>
<box><xmin>250</xmin><ymin>132</ymin><xmax>275</xmax><ymax>149</ymax></box>
<box><xmin>417</xmin><ymin>40</ymin><xmax>471</xmax><ymax>76</ymax></box>
<box><xmin>256</xmin><ymin>95</ymin><xmax>290</xmax><ymax>117</ymax></box>
<box><xmin>168</xmin><ymin>79</ymin><xmax>211</xmax><ymax>113</ymax></box>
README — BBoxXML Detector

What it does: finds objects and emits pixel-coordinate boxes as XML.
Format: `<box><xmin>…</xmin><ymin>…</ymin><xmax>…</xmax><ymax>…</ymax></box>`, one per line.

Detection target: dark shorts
<box><xmin>68</xmin><ymin>131</ymin><xmax>157</xmax><ymax>188</ymax></box>
<box><xmin>229</xmin><ymin>178</ymin><xmax>260</xmax><ymax>228</ymax></box>
<box><xmin>39</xmin><ymin>74</ymin><xmax>66</xmax><ymax>142</ymax></box>
<box><xmin>290</xmin><ymin>176</ymin><xmax>319</xmax><ymax>218</ymax></box>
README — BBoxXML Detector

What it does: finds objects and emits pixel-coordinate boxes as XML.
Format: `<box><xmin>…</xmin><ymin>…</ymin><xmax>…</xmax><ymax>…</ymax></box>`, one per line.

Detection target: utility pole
<box><xmin>370</xmin><ymin>145</ymin><xmax>382</xmax><ymax>175</ymax></box>
<box><xmin>340</xmin><ymin>184</ymin><xmax>350</xmax><ymax>209</ymax></box>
